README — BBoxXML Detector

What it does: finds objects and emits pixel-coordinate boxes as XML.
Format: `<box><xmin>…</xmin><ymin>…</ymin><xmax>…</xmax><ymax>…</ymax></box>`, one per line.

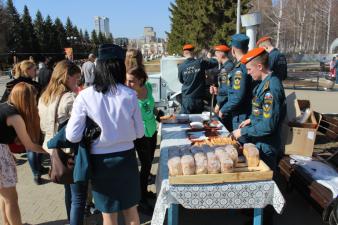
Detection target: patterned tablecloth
<box><xmin>151</xmin><ymin>122</ymin><xmax>285</xmax><ymax>225</ymax></box>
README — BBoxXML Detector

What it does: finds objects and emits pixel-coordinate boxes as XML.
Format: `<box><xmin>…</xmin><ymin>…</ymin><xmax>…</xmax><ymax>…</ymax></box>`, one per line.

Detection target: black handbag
<box><xmin>49</xmin><ymin>93</ymin><xmax>74</xmax><ymax>184</ymax></box>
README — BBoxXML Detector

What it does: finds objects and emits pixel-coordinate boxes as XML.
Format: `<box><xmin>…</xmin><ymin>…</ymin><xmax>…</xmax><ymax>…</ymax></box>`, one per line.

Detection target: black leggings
<box><xmin>134</xmin><ymin>131</ymin><xmax>157</xmax><ymax>199</ymax></box>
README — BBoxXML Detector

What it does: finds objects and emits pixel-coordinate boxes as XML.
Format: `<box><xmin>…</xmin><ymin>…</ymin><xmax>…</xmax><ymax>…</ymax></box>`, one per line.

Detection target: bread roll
<box><xmin>180</xmin><ymin>147</ymin><xmax>196</xmax><ymax>175</ymax></box>
<box><xmin>168</xmin><ymin>147</ymin><xmax>182</xmax><ymax>176</ymax></box>
<box><xmin>243</xmin><ymin>143</ymin><xmax>260</xmax><ymax>167</ymax></box>
<box><xmin>224</xmin><ymin>145</ymin><xmax>239</xmax><ymax>166</ymax></box>
<box><xmin>214</xmin><ymin>147</ymin><xmax>234</xmax><ymax>173</ymax></box>
<box><xmin>191</xmin><ymin>146</ymin><xmax>208</xmax><ymax>174</ymax></box>
<box><xmin>205</xmin><ymin>151</ymin><xmax>221</xmax><ymax>174</ymax></box>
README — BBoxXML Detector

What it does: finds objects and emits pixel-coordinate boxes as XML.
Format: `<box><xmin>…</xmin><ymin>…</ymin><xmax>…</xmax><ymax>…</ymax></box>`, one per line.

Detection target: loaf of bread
<box><xmin>243</xmin><ymin>143</ymin><xmax>260</xmax><ymax>167</ymax></box>
<box><xmin>191</xmin><ymin>146</ymin><xmax>208</xmax><ymax>174</ymax></box>
<box><xmin>214</xmin><ymin>147</ymin><xmax>234</xmax><ymax>173</ymax></box>
<box><xmin>168</xmin><ymin>147</ymin><xmax>183</xmax><ymax>176</ymax></box>
<box><xmin>180</xmin><ymin>146</ymin><xmax>196</xmax><ymax>175</ymax></box>
<box><xmin>224</xmin><ymin>145</ymin><xmax>239</xmax><ymax>166</ymax></box>
<box><xmin>201</xmin><ymin>145</ymin><xmax>221</xmax><ymax>174</ymax></box>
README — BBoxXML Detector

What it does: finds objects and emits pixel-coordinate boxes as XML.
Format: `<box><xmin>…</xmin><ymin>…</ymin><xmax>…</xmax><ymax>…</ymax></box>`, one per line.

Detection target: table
<box><xmin>151</xmin><ymin>122</ymin><xmax>285</xmax><ymax>225</ymax></box>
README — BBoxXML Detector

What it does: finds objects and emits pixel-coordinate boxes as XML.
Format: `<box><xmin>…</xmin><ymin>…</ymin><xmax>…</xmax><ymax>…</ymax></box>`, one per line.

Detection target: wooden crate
<box><xmin>169</xmin><ymin>160</ymin><xmax>273</xmax><ymax>185</ymax></box>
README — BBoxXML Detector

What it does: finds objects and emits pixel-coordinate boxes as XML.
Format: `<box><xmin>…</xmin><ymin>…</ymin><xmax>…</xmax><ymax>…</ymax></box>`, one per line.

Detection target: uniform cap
<box><xmin>241</xmin><ymin>47</ymin><xmax>266</xmax><ymax>64</ymax></box>
<box><xmin>183</xmin><ymin>44</ymin><xmax>195</xmax><ymax>51</ymax></box>
<box><xmin>256</xmin><ymin>36</ymin><xmax>272</xmax><ymax>46</ymax></box>
<box><xmin>98</xmin><ymin>44</ymin><xmax>125</xmax><ymax>61</ymax></box>
<box><xmin>231</xmin><ymin>34</ymin><xmax>250</xmax><ymax>51</ymax></box>
<box><xmin>214</xmin><ymin>45</ymin><xmax>230</xmax><ymax>52</ymax></box>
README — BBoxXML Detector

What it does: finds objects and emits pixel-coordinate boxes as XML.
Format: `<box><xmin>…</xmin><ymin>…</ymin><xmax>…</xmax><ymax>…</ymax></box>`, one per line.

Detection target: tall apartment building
<box><xmin>144</xmin><ymin>27</ymin><xmax>156</xmax><ymax>43</ymax></box>
<box><xmin>94</xmin><ymin>16</ymin><xmax>110</xmax><ymax>37</ymax></box>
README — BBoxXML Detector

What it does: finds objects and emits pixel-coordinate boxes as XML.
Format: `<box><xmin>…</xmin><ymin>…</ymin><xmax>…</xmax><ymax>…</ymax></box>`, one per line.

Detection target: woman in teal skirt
<box><xmin>66</xmin><ymin>44</ymin><xmax>145</xmax><ymax>225</ymax></box>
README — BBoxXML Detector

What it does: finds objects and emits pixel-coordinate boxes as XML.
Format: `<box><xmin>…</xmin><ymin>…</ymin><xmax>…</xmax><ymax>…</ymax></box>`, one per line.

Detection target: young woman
<box><xmin>38</xmin><ymin>60</ymin><xmax>87</xmax><ymax>225</ymax></box>
<box><xmin>1</xmin><ymin>60</ymin><xmax>46</xmax><ymax>185</ymax></box>
<box><xmin>66</xmin><ymin>44</ymin><xmax>144</xmax><ymax>225</ymax></box>
<box><xmin>0</xmin><ymin>82</ymin><xmax>46</xmax><ymax>225</ymax></box>
<box><xmin>125</xmin><ymin>66</ymin><xmax>157</xmax><ymax>209</ymax></box>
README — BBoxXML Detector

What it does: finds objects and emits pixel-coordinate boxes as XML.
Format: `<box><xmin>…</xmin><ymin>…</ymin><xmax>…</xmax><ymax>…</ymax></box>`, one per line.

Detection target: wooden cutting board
<box><xmin>169</xmin><ymin>160</ymin><xmax>273</xmax><ymax>185</ymax></box>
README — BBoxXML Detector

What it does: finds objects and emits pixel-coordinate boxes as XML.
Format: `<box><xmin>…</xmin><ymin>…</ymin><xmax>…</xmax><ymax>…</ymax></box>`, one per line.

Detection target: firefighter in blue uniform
<box><xmin>210</xmin><ymin>44</ymin><xmax>234</xmax><ymax>131</ymax></box>
<box><xmin>232</xmin><ymin>47</ymin><xmax>286</xmax><ymax>170</ymax></box>
<box><xmin>178</xmin><ymin>44</ymin><xmax>218</xmax><ymax>114</ymax></box>
<box><xmin>257</xmin><ymin>36</ymin><xmax>288</xmax><ymax>81</ymax></box>
<box><xmin>219</xmin><ymin>34</ymin><xmax>252</xmax><ymax>138</ymax></box>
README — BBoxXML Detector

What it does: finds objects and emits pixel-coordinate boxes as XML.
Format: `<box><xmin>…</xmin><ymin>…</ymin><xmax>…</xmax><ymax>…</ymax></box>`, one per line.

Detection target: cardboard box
<box><xmin>281</xmin><ymin>93</ymin><xmax>322</xmax><ymax>157</ymax></box>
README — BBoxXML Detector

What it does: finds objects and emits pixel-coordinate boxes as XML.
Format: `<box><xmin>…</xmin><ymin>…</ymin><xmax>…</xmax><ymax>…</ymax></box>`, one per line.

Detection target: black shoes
<box><xmin>33</xmin><ymin>175</ymin><xmax>42</xmax><ymax>185</ymax></box>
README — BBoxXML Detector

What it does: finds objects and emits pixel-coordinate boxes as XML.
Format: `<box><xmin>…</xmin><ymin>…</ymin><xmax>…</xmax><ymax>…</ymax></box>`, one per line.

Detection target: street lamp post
<box><xmin>66</xmin><ymin>36</ymin><xmax>77</xmax><ymax>60</ymax></box>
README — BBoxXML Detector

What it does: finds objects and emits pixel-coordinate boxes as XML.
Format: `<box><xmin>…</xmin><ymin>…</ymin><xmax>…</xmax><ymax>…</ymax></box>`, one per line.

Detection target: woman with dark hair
<box><xmin>66</xmin><ymin>44</ymin><xmax>144</xmax><ymax>225</ymax></box>
<box><xmin>126</xmin><ymin>66</ymin><xmax>157</xmax><ymax>211</ymax></box>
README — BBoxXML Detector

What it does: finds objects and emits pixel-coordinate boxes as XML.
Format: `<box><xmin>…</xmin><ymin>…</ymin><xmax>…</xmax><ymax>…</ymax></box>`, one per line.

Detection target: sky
<box><xmin>13</xmin><ymin>0</ymin><xmax>173</xmax><ymax>39</ymax></box>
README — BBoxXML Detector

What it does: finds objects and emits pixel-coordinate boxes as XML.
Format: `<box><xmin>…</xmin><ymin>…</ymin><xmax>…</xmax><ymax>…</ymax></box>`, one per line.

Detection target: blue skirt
<box><xmin>90</xmin><ymin>149</ymin><xmax>140</xmax><ymax>213</ymax></box>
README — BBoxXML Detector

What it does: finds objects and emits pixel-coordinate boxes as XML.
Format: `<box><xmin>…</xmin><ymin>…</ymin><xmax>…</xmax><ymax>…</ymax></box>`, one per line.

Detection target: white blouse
<box><xmin>65</xmin><ymin>84</ymin><xmax>144</xmax><ymax>154</ymax></box>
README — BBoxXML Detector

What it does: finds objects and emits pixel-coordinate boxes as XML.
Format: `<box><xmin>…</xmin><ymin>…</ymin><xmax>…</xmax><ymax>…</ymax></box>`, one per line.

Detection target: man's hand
<box><xmin>239</xmin><ymin>119</ymin><xmax>251</xmax><ymax>128</ymax></box>
<box><xmin>214</xmin><ymin>104</ymin><xmax>220</xmax><ymax>114</ymax></box>
<box><xmin>209</xmin><ymin>85</ymin><xmax>218</xmax><ymax>95</ymax></box>
<box><xmin>232</xmin><ymin>129</ymin><xmax>242</xmax><ymax>139</ymax></box>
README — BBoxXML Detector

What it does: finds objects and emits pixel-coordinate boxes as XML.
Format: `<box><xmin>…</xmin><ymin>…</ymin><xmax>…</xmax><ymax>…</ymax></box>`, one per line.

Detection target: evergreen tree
<box><xmin>0</xmin><ymin>0</ymin><xmax>7</xmax><ymax>52</ymax></box>
<box><xmin>65</xmin><ymin>17</ymin><xmax>74</xmax><ymax>37</ymax></box>
<box><xmin>6</xmin><ymin>0</ymin><xmax>23</xmax><ymax>53</ymax></box>
<box><xmin>167</xmin><ymin>0</ymin><xmax>250</xmax><ymax>54</ymax></box>
<box><xmin>21</xmin><ymin>5</ymin><xmax>37</xmax><ymax>53</ymax></box>
<box><xmin>91</xmin><ymin>30</ymin><xmax>98</xmax><ymax>45</ymax></box>
<box><xmin>34</xmin><ymin>10</ymin><xmax>45</xmax><ymax>53</ymax></box>
<box><xmin>106</xmin><ymin>33</ymin><xmax>114</xmax><ymax>44</ymax></box>
<box><xmin>84</xmin><ymin>30</ymin><xmax>90</xmax><ymax>42</ymax></box>
<box><xmin>53</xmin><ymin>17</ymin><xmax>66</xmax><ymax>53</ymax></box>
<box><xmin>44</xmin><ymin>15</ymin><xmax>54</xmax><ymax>53</ymax></box>
<box><xmin>97</xmin><ymin>32</ymin><xmax>106</xmax><ymax>44</ymax></box>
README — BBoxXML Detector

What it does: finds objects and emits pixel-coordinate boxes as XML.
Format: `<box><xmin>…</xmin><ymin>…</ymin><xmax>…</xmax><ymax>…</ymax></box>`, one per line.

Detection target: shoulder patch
<box><xmin>263</xmin><ymin>80</ymin><xmax>270</xmax><ymax>91</ymax></box>
<box><xmin>233</xmin><ymin>71</ymin><xmax>242</xmax><ymax>90</ymax></box>
<box><xmin>263</xmin><ymin>91</ymin><xmax>273</xmax><ymax>118</ymax></box>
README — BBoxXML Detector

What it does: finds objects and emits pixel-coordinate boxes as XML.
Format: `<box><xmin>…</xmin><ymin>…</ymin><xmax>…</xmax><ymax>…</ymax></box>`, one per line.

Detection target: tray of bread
<box><xmin>168</xmin><ymin>143</ymin><xmax>273</xmax><ymax>184</ymax></box>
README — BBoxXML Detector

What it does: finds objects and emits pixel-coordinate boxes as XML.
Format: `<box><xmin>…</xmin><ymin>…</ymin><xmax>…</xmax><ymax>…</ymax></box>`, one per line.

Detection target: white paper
<box><xmin>307</xmin><ymin>131</ymin><xmax>315</xmax><ymax>140</ymax></box>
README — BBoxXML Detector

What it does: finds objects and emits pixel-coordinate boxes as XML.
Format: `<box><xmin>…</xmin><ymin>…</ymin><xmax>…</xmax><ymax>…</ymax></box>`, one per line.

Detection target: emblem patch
<box><xmin>263</xmin><ymin>92</ymin><xmax>273</xmax><ymax>118</ymax></box>
<box><xmin>233</xmin><ymin>71</ymin><xmax>242</xmax><ymax>90</ymax></box>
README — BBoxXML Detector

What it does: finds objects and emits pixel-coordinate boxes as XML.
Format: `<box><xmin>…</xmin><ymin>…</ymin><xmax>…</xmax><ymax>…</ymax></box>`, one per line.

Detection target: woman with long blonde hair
<box><xmin>0</xmin><ymin>82</ymin><xmax>46</xmax><ymax>225</ymax></box>
<box><xmin>38</xmin><ymin>60</ymin><xmax>86</xmax><ymax>225</ymax></box>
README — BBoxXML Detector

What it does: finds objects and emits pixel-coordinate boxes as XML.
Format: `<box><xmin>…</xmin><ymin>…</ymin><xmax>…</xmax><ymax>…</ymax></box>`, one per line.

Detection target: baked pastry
<box><xmin>191</xmin><ymin>146</ymin><xmax>208</xmax><ymax>174</ymax></box>
<box><xmin>243</xmin><ymin>143</ymin><xmax>260</xmax><ymax>167</ymax></box>
<box><xmin>180</xmin><ymin>147</ymin><xmax>196</xmax><ymax>175</ymax></box>
<box><xmin>224</xmin><ymin>145</ymin><xmax>239</xmax><ymax>166</ymax></box>
<box><xmin>214</xmin><ymin>147</ymin><xmax>234</xmax><ymax>173</ymax></box>
<box><xmin>168</xmin><ymin>146</ymin><xmax>183</xmax><ymax>176</ymax></box>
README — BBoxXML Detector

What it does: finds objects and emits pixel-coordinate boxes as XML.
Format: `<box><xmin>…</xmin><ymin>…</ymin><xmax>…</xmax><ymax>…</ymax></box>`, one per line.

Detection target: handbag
<box><xmin>49</xmin><ymin>93</ymin><xmax>74</xmax><ymax>184</ymax></box>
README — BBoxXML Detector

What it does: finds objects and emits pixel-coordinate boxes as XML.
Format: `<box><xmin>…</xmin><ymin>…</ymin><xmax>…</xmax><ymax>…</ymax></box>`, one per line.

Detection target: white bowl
<box><xmin>190</xmin><ymin>121</ymin><xmax>204</xmax><ymax>129</ymax></box>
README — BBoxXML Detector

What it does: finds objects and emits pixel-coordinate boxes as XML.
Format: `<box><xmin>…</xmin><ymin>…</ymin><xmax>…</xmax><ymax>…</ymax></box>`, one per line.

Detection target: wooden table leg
<box><xmin>253</xmin><ymin>208</ymin><xmax>263</xmax><ymax>225</ymax></box>
<box><xmin>168</xmin><ymin>204</ymin><xmax>179</xmax><ymax>225</ymax></box>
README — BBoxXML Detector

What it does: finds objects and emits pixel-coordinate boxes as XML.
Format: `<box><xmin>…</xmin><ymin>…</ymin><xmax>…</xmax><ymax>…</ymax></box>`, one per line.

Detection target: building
<box><xmin>115</xmin><ymin>37</ymin><xmax>129</xmax><ymax>48</ymax></box>
<box><xmin>144</xmin><ymin>27</ymin><xmax>156</xmax><ymax>43</ymax></box>
<box><xmin>94</xmin><ymin>16</ymin><xmax>111</xmax><ymax>38</ymax></box>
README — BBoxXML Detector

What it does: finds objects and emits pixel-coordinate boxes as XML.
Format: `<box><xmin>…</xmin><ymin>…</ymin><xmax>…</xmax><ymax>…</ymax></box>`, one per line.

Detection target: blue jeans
<box><xmin>64</xmin><ymin>182</ymin><xmax>88</xmax><ymax>225</ymax></box>
<box><xmin>27</xmin><ymin>151</ymin><xmax>43</xmax><ymax>176</ymax></box>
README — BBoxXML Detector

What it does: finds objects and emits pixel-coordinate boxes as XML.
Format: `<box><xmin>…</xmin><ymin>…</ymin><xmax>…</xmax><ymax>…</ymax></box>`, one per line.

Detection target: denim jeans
<box><xmin>26</xmin><ymin>151</ymin><xmax>43</xmax><ymax>176</ymax></box>
<box><xmin>64</xmin><ymin>182</ymin><xmax>88</xmax><ymax>225</ymax></box>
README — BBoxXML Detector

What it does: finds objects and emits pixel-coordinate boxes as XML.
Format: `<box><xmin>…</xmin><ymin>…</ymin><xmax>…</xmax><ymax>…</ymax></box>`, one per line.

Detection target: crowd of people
<box><xmin>0</xmin><ymin>43</ymin><xmax>157</xmax><ymax>225</ymax></box>
<box><xmin>0</xmin><ymin>33</ymin><xmax>336</xmax><ymax>225</ymax></box>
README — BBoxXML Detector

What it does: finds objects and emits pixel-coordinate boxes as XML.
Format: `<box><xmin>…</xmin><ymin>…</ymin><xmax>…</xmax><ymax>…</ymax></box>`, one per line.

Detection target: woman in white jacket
<box><xmin>66</xmin><ymin>44</ymin><xmax>144</xmax><ymax>225</ymax></box>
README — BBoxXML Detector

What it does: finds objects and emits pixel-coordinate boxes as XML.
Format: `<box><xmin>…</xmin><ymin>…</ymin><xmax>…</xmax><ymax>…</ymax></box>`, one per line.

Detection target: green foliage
<box><xmin>167</xmin><ymin>0</ymin><xmax>250</xmax><ymax>55</ymax></box>
<box><xmin>53</xmin><ymin>17</ymin><xmax>67</xmax><ymax>53</ymax></box>
<box><xmin>6</xmin><ymin>0</ymin><xmax>23</xmax><ymax>52</ymax></box>
<box><xmin>21</xmin><ymin>5</ymin><xmax>37</xmax><ymax>53</ymax></box>
<box><xmin>33</xmin><ymin>10</ymin><xmax>45</xmax><ymax>52</ymax></box>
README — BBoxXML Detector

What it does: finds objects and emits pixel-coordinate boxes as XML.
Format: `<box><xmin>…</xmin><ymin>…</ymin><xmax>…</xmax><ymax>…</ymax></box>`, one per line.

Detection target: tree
<box><xmin>167</xmin><ymin>0</ymin><xmax>250</xmax><ymax>54</ymax></box>
<box><xmin>91</xmin><ymin>30</ymin><xmax>98</xmax><ymax>45</ymax></box>
<box><xmin>65</xmin><ymin>17</ymin><xmax>74</xmax><ymax>37</ymax></box>
<box><xmin>84</xmin><ymin>30</ymin><xmax>90</xmax><ymax>42</ymax></box>
<box><xmin>21</xmin><ymin>5</ymin><xmax>38</xmax><ymax>53</ymax></box>
<box><xmin>0</xmin><ymin>0</ymin><xmax>8</xmax><ymax>53</ymax></box>
<box><xmin>44</xmin><ymin>15</ymin><xmax>54</xmax><ymax>53</ymax></box>
<box><xmin>34</xmin><ymin>10</ymin><xmax>45</xmax><ymax>53</ymax></box>
<box><xmin>6</xmin><ymin>0</ymin><xmax>23</xmax><ymax>52</ymax></box>
<box><xmin>97</xmin><ymin>32</ymin><xmax>106</xmax><ymax>44</ymax></box>
<box><xmin>53</xmin><ymin>17</ymin><xmax>66</xmax><ymax>53</ymax></box>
